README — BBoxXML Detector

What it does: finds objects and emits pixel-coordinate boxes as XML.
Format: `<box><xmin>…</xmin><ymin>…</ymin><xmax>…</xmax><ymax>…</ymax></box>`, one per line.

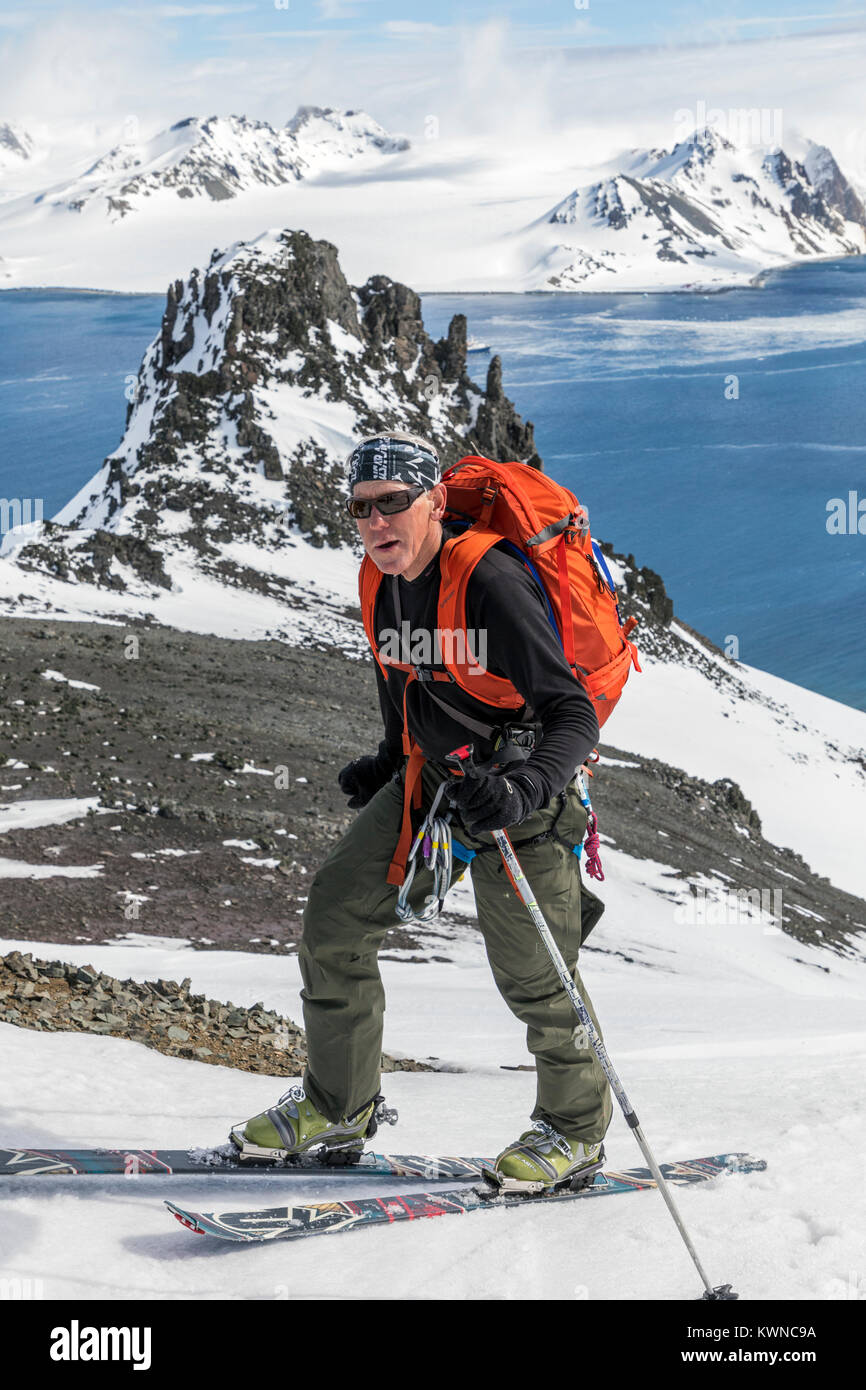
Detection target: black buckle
<box><xmin>413</xmin><ymin>666</ymin><xmax>455</xmax><ymax>683</ymax></box>
<box><xmin>500</xmin><ymin>723</ymin><xmax>537</xmax><ymax>751</ymax></box>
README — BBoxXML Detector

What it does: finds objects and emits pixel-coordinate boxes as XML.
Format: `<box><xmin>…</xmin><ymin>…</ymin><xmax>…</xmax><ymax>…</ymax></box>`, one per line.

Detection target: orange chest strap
<box><xmin>388</xmin><ymin>676</ymin><xmax>425</xmax><ymax>887</ymax></box>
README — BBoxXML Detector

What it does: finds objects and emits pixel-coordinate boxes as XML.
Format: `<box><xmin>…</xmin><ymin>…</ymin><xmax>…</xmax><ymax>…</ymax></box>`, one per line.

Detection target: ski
<box><xmin>165</xmin><ymin>1151</ymin><xmax>767</xmax><ymax>1244</ymax></box>
<box><xmin>0</xmin><ymin>1146</ymin><xmax>488</xmax><ymax>1182</ymax></box>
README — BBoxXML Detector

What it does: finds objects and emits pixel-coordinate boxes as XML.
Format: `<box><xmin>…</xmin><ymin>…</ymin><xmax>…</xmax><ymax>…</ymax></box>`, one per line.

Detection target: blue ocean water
<box><xmin>1</xmin><ymin>262</ymin><xmax>864</xmax><ymax>710</ymax></box>
<box><xmin>424</xmin><ymin>261</ymin><xmax>866</xmax><ymax>712</ymax></box>
<box><xmin>0</xmin><ymin>289</ymin><xmax>165</xmax><ymax>521</ymax></box>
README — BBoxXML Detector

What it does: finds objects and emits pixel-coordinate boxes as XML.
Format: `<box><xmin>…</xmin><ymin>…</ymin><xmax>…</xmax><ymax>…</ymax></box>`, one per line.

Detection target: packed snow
<box><xmin>610</xmin><ymin>628</ymin><xmax>866</xmax><ymax>902</ymax></box>
<box><xmin>0</xmin><ymin>859</ymin><xmax>103</xmax><ymax>879</ymax></box>
<box><xmin>0</xmin><ymin>796</ymin><xmax>101</xmax><ymax>835</ymax></box>
<box><xmin>1</xmin><ymin>831</ymin><xmax>864</xmax><ymax>1299</ymax></box>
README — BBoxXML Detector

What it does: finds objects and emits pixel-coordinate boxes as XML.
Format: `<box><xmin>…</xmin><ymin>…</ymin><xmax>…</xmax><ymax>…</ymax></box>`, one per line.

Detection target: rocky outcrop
<box><xmin>5</xmin><ymin>229</ymin><xmax>539</xmax><ymax>617</ymax></box>
<box><xmin>803</xmin><ymin>142</ymin><xmax>866</xmax><ymax>230</ymax></box>
<box><xmin>473</xmin><ymin>356</ymin><xmax>541</xmax><ymax>466</ymax></box>
<box><xmin>621</xmin><ymin>554</ymin><xmax>674</xmax><ymax>627</ymax></box>
<box><xmin>0</xmin><ymin>949</ymin><xmax>431</xmax><ymax>1073</ymax></box>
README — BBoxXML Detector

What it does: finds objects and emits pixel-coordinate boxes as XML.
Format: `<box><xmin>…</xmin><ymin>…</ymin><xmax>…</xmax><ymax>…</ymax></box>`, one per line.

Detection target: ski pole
<box><xmin>445</xmin><ymin>742</ymin><xmax>737</xmax><ymax>1302</ymax></box>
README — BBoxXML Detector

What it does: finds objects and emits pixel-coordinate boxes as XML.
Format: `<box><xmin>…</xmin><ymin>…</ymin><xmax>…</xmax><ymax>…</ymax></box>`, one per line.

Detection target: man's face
<box><xmin>352</xmin><ymin>479</ymin><xmax>445</xmax><ymax>577</ymax></box>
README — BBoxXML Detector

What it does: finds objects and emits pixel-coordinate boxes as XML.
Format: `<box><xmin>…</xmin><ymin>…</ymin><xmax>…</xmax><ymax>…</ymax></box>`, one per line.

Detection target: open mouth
<box><xmin>375</xmin><ymin>540</ymin><xmax>399</xmax><ymax>552</ymax></box>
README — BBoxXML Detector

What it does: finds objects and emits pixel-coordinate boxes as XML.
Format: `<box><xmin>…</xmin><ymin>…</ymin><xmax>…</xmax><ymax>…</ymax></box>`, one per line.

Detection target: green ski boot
<box><xmin>487</xmin><ymin>1120</ymin><xmax>605</xmax><ymax>1194</ymax></box>
<box><xmin>229</xmin><ymin>1083</ymin><xmax>397</xmax><ymax>1165</ymax></box>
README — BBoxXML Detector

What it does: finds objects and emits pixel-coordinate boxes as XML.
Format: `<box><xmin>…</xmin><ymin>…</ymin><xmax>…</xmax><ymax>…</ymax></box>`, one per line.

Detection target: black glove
<box><xmin>446</xmin><ymin>770</ymin><xmax>540</xmax><ymax>836</ymax></box>
<box><xmin>338</xmin><ymin>753</ymin><xmax>396</xmax><ymax>810</ymax></box>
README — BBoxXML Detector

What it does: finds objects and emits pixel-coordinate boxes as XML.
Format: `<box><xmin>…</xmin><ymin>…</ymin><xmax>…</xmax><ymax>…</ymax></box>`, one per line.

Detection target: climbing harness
<box><xmin>395</xmin><ymin>779</ymin><xmax>457</xmax><ymax>924</ymax></box>
<box><xmin>395</xmin><ymin>745</ymin><xmax>606</xmax><ymax>919</ymax></box>
<box><xmin>574</xmin><ymin>756</ymin><xmax>605</xmax><ymax>881</ymax></box>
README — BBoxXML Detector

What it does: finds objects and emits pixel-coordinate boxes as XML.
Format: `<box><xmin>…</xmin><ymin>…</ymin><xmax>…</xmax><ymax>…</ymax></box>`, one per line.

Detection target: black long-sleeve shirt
<box><xmin>370</xmin><ymin>523</ymin><xmax>599</xmax><ymax>808</ymax></box>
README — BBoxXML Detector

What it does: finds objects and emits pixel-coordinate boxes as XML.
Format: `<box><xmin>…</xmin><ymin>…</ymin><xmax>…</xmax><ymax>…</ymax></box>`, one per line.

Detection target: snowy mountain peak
<box><xmin>287</xmin><ymin>104</ymin><xmax>351</xmax><ymax>134</ymax></box>
<box><xmin>802</xmin><ymin>140</ymin><xmax>866</xmax><ymax>229</ymax></box>
<box><xmin>537</xmin><ymin>129</ymin><xmax>866</xmax><ymax>291</ymax></box>
<box><xmin>285</xmin><ymin>105</ymin><xmax>409</xmax><ymax>158</ymax></box>
<box><xmin>642</xmin><ymin>126</ymin><xmax>738</xmax><ymax>180</ymax></box>
<box><xmin>0</xmin><ymin>228</ymin><xmax>536</xmax><ymax>642</ymax></box>
<box><xmin>35</xmin><ymin>107</ymin><xmax>410</xmax><ymax>221</ymax></box>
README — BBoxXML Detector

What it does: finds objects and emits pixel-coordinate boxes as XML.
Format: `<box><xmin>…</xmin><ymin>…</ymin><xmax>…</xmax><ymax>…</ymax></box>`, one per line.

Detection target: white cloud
<box><xmin>0</xmin><ymin>13</ymin><xmax>166</xmax><ymax>138</ymax></box>
<box><xmin>726</xmin><ymin>11</ymin><xmax>866</xmax><ymax>26</ymax></box>
<box><xmin>383</xmin><ymin>21</ymin><xmax>446</xmax><ymax>37</ymax></box>
<box><xmin>570</xmin><ymin>17</ymin><xmax>598</xmax><ymax>37</ymax></box>
<box><xmin>661</xmin><ymin>6</ymin><xmax>866</xmax><ymax>46</ymax></box>
<box><xmin>316</xmin><ymin>0</ymin><xmax>377</xmax><ymax>18</ymax></box>
<box><xmin>156</xmin><ymin>4</ymin><xmax>257</xmax><ymax>15</ymax></box>
<box><xmin>221</xmin><ymin>29</ymin><xmax>354</xmax><ymax>40</ymax></box>
<box><xmin>2</xmin><ymin>7</ymin><xmax>865</xmax><ymax>192</ymax></box>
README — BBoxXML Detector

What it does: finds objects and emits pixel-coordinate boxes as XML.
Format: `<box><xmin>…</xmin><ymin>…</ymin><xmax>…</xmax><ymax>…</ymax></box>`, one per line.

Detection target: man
<box><xmin>233</xmin><ymin>431</ymin><xmax>613</xmax><ymax>1188</ymax></box>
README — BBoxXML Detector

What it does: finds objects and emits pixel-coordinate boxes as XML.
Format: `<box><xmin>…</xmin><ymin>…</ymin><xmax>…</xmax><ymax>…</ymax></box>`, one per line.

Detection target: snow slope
<box><xmin>1</xmin><ymin>837</ymin><xmax>864</xmax><ymax>1300</ymax></box>
<box><xmin>609</xmin><ymin>624</ymin><xmax>866</xmax><ymax>903</ymax></box>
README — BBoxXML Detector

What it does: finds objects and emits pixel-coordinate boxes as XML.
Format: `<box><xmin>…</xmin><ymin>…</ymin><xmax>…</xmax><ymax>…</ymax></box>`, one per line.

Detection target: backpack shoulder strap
<box><xmin>437</xmin><ymin>529</ymin><xmax>524</xmax><ymax>709</ymax></box>
<box><xmin>359</xmin><ymin>553</ymin><xmax>389</xmax><ymax>680</ymax></box>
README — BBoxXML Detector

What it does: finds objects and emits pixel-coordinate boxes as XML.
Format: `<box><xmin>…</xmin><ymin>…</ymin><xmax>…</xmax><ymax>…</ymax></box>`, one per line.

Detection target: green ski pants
<box><xmin>298</xmin><ymin>759</ymin><xmax>613</xmax><ymax>1143</ymax></box>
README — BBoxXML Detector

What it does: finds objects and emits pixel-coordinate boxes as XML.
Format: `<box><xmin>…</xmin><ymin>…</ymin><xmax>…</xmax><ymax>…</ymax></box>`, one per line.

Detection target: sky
<box><xmin>1</xmin><ymin>0</ymin><xmax>866</xmax><ymax>174</ymax></box>
<box><xmin>3</xmin><ymin>0</ymin><xmax>866</xmax><ymax>52</ymax></box>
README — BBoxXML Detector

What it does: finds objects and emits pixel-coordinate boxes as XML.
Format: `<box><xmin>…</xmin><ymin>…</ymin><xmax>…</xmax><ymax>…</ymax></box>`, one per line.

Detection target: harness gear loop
<box><xmin>395</xmin><ymin>778</ymin><xmax>457</xmax><ymax>924</ymax></box>
<box><xmin>574</xmin><ymin>766</ymin><xmax>605</xmax><ymax>881</ymax></box>
<box><xmin>387</xmin><ymin>735</ymin><xmax>425</xmax><ymax>887</ymax></box>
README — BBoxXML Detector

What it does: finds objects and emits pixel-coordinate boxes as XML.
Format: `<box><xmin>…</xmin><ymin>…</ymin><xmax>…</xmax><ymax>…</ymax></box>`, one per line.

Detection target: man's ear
<box><xmin>430</xmin><ymin>482</ymin><xmax>447</xmax><ymax>520</ymax></box>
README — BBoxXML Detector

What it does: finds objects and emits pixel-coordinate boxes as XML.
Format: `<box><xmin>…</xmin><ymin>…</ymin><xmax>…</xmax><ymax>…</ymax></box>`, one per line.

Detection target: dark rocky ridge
<box><xmin>11</xmin><ymin>229</ymin><xmax>539</xmax><ymax>601</ymax></box>
<box><xmin>0</xmin><ymin>616</ymin><xmax>862</xmax><ymax>965</ymax></box>
<box><xmin>806</xmin><ymin>145</ymin><xmax>866</xmax><ymax>229</ymax></box>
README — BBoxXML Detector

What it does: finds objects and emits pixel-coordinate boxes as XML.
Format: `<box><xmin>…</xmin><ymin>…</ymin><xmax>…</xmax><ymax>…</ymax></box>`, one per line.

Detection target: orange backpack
<box><xmin>359</xmin><ymin>455</ymin><xmax>641</xmax><ymax>885</ymax></box>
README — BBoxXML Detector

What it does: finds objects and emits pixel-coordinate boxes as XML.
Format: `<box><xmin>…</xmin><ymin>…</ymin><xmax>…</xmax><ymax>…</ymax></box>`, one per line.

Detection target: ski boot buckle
<box><xmin>228</xmin><ymin>1128</ymin><xmax>296</xmax><ymax>1166</ymax></box>
<box><xmin>479</xmin><ymin>1150</ymin><xmax>606</xmax><ymax>1198</ymax></box>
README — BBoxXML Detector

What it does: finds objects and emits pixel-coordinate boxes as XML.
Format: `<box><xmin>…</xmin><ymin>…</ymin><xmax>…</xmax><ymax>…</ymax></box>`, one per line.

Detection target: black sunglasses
<box><xmin>345</xmin><ymin>485</ymin><xmax>426</xmax><ymax>519</ymax></box>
